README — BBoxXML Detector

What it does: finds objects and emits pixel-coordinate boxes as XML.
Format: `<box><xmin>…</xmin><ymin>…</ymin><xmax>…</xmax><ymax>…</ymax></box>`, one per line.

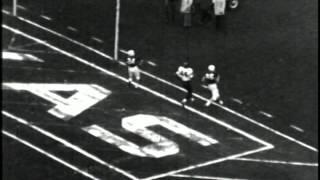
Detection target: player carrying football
<box><xmin>176</xmin><ymin>62</ymin><xmax>195</xmax><ymax>105</ymax></box>
<box><xmin>126</xmin><ymin>50</ymin><xmax>142</xmax><ymax>88</ymax></box>
<box><xmin>202</xmin><ymin>64</ymin><xmax>223</xmax><ymax>106</ymax></box>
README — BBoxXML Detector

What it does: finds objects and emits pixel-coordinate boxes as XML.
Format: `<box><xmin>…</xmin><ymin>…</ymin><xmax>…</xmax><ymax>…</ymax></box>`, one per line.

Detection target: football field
<box><xmin>2</xmin><ymin>0</ymin><xmax>318</xmax><ymax>180</ymax></box>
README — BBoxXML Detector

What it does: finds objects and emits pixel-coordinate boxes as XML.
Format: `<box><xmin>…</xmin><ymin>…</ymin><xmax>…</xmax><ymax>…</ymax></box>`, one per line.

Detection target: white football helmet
<box><xmin>127</xmin><ymin>50</ymin><xmax>135</xmax><ymax>56</ymax></box>
<box><xmin>208</xmin><ymin>64</ymin><xmax>216</xmax><ymax>72</ymax></box>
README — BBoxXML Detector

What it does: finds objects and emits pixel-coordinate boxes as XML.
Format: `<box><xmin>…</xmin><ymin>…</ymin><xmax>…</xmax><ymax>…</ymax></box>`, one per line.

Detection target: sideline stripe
<box><xmin>170</xmin><ymin>174</ymin><xmax>247</xmax><ymax>180</ymax></box>
<box><xmin>232</xmin><ymin>157</ymin><xmax>318</xmax><ymax>167</ymax></box>
<box><xmin>2</xmin><ymin>130</ymin><xmax>101</xmax><ymax>180</ymax></box>
<box><xmin>2</xmin><ymin>24</ymin><xmax>272</xmax><ymax>148</ymax></box>
<box><xmin>3</xmin><ymin>25</ymin><xmax>273</xmax><ymax>180</ymax></box>
<box><xmin>2</xmin><ymin>111</ymin><xmax>140</xmax><ymax>180</ymax></box>
<box><xmin>6</xmin><ymin>13</ymin><xmax>317</xmax><ymax>152</ymax></box>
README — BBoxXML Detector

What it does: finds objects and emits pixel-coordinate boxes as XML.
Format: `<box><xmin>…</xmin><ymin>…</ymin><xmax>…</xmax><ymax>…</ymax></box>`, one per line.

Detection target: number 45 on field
<box><xmin>3</xmin><ymin>83</ymin><xmax>218</xmax><ymax>158</ymax></box>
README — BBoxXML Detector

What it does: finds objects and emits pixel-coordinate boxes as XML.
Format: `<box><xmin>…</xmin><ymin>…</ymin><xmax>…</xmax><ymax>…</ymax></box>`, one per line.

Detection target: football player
<box><xmin>176</xmin><ymin>62</ymin><xmax>195</xmax><ymax>104</ymax></box>
<box><xmin>202</xmin><ymin>64</ymin><xmax>223</xmax><ymax>106</ymax></box>
<box><xmin>126</xmin><ymin>50</ymin><xmax>142</xmax><ymax>88</ymax></box>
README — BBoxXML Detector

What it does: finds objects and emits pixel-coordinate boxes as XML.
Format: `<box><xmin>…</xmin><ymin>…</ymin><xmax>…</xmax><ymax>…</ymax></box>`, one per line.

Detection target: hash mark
<box><xmin>290</xmin><ymin>125</ymin><xmax>304</xmax><ymax>133</ymax></box>
<box><xmin>259</xmin><ymin>111</ymin><xmax>273</xmax><ymax>118</ymax></box>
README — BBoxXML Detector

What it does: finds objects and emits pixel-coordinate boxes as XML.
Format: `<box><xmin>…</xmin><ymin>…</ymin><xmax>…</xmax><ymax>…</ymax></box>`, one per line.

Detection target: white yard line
<box><xmin>258</xmin><ymin>111</ymin><xmax>273</xmax><ymax>118</ymax></box>
<box><xmin>3</xmin><ymin>15</ymin><xmax>318</xmax><ymax>153</ymax></box>
<box><xmin>40</xmin><ymin>15</ymin><xmax>52</xmax><ymax>21</ymax></box>
<box><xmin>232</xmin><ymin>157</ymin><xmax>318</xmax><ymax>167</ymax></box>
<box><xmin>2</xmin><ymin>130</ymin><xmax>101</xmax><ymax>180</ymax></box>
<box><xmin>290</xmin><ymin>125</ymin><xmax>304</xmax><ymax>133</ymax></box>
<box><xmin>2</xmin><ymin>111</ymin><xmax>140</xmax><ymax>180</ymax></box>
<box><xmin>170</xmin><ymin>174</ymin><xmax>247</xmax><ymax>180</ymax></box>
<box><xmin>3</xmin><ymin>25</ymin><xmax>273</xmax><ymax>180</ymax></box>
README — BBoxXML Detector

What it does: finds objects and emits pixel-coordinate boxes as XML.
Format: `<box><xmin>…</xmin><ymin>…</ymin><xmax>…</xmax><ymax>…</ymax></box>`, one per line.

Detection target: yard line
<box><xmin>2</xmin><ymin>111</ymin><xmax>140</xmax><ymax>180</ymax></box>
<box><xmin>2</xmin><ymin>130</ymin><xmax>101</xmax><ymax>180</ymax></box>
<box><xmin>232</xmin><ymin>157</ymin><xmax>318</xmax><ymax>167</ymax></box>
<box><xmin>40</xmin><ymin>15</ymin><xmax>52</xmax><ymax>21</ymax></box>
<box><xmin>6</xmin><ymin>14</ymin><xmax>317</xmax><ymax>153</ymax></box>
<box><xmin>290</xmin><ymin>125</ymin><xmax>304</xmax><ymax>133</ymax></box>
<box><xmin>67</xmin><ymin>26</ymin><xmax>78</xmax><ymax>32</ymax></box>
<box><xmin>170</xmin><ymin>174</ymin><xmax>247</xmax><ymax>180</ymax></box>
<box><xmin>258</xmin><ymin>111</ymin><xmax>273</xmax><ymax>118</ymax></box>
<box><xmin>17</xmin><ymin>5</ymin><xmax>28</xmax><ymax>10</ymax></box>
<box><xmin>3</xmin><ymin>25</ymin><xmax>274</xmax><ymax>180</ymax></box>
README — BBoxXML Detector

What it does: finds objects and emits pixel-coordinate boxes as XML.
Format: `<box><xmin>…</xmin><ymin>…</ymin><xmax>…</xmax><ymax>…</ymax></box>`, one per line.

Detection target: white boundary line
<box><xmin>5</xmin><ymin>13</ymin><xmax>317</xmax><ymax>152</ymax></box>
<box><xmin>232</xmin><ymin>157</ymin><xmax>318</xmax><ymax>167</ymax></box>
<box><xmin>2</xmin><ymin>130</ymin><xmax>101</xmax><ymax>180</ymax></box>
<box><xmin>2</xmin><ymin>111</ymin><xmax>140</xmax><ymax>180</ymax></box>
<box><xmin>3</xmin><ymin>25</ymin><xmax>272</xmax><ymax>180</ymax></box>
<box><xmin>170</xmin><ymin>174</ymin><xmax>247</xmax><ymax>180</ymax></box>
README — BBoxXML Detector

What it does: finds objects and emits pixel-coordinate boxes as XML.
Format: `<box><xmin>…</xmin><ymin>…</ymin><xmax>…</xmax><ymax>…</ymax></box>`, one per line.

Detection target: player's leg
<box><xmin>132</xmin><ymin>67</ymin><xmax>140</xmax><ymax>88</ymax></box>
<box><xmin>205</xmin><ymin>84</ymin><xmax>215</xmax><ymax>106</ymax></box>
<box><xmin>128</xmin><ymin>68</ymin><xmax>134</xmax><ymax>86</ymax></box>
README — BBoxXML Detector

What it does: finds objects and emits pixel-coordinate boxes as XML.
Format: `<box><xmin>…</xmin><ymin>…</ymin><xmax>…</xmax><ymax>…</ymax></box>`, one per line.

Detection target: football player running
<box><xmin>202</xmin><ymin>64</ymin><xmax>223</xmax><ymax>106</ymax></box>
<box><xmin>176</xmin><ymin>62</ymin><xmax>195</xmax><ymax>105</ymax></box>
<box><xmin>126</xmin><ymin>50</ymin><xmax>142</xmax><ymax>88</ymax></box>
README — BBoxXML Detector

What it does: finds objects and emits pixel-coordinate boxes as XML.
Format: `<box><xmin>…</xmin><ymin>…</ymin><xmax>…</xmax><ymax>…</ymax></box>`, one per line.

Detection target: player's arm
<box><xmin>175</xmin><ymin>67</ymin><xmax>183</xmax><ymax>79</ymax></box>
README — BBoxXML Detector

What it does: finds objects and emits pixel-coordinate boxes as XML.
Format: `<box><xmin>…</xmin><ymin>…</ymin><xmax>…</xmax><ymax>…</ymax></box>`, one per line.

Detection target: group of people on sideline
<box><xmin>165</xmin><ymin>0</ymin><xmax>232</xmax><ymax>29</ymax></box>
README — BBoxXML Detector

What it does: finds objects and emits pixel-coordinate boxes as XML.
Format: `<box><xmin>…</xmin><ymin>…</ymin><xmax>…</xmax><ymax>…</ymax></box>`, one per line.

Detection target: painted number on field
<box><xmin>3</xmin><ymin>83</ymin><xmax>111</xmax><ymax>120</ymax></box>
<box><xmin>83</xmin><ymin>114</ymin><xmax>218</xmax><ymax>158</ymax></box>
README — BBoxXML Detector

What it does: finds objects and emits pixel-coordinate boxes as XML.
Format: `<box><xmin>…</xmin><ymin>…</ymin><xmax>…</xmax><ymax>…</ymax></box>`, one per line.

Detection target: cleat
<box><xmin>181</xmin><ymin>98</ymin><xmax>187</xmax><ymax>104</ymax></box>
<box><xmin>205</xmin><ymin>101</ymin><xmax>212</xmax><ymax>107</ymax></box>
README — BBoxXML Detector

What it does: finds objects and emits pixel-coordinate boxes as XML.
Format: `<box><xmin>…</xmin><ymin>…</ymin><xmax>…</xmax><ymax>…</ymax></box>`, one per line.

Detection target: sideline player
<box><xmin>213</xmin><ymin>0</ymin><xmax>226</xmax><ymax>30</ymax></box>
<box><xmin>176</xmin><ymin>62</ymin><xmax>195</xmax><ymax>104</ymax></box>
<box><xmin>126</xmin><ymin>50</ymin><xmax>142</xmax><ymax>88</ymax></box>
<box><xmin>202</xmin><ymin>64</ymin><xmax>223</xmax><ymax>106</ymax></box>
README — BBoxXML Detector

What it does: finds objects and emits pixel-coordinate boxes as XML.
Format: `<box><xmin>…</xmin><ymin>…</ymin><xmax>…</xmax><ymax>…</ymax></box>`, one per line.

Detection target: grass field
<box><xmin>2</xmin><ymin>0</ymin><xmax>318</xmax><ymax>179</ymax></box>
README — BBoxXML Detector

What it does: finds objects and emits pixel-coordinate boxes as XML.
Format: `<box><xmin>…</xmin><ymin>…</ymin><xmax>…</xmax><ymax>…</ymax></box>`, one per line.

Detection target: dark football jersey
<box><xmin>127</xmin><ymin>57</ymin><xmax>141</xmax><ymax>67</ymax></box>
<box><xmin>203</xmin><ymin>72</ymin><xmax>219</xmax><ymax>84</ymax></box>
